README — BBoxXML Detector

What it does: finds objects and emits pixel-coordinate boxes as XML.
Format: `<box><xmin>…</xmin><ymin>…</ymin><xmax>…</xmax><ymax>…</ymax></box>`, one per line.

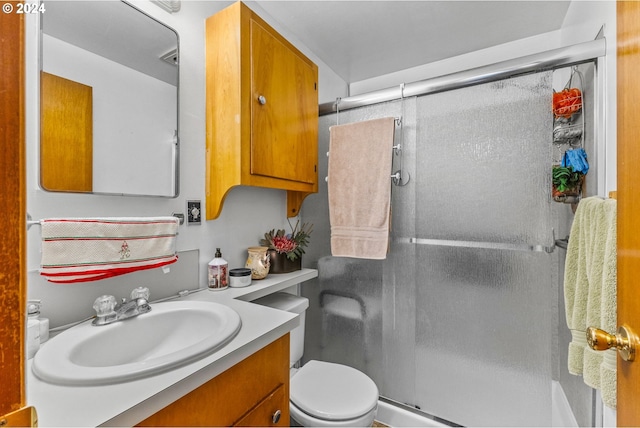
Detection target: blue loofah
<box><xmin>561</xmin><ymin>148</ymin><xmax>589</xmax><ymax>174</ymax></box>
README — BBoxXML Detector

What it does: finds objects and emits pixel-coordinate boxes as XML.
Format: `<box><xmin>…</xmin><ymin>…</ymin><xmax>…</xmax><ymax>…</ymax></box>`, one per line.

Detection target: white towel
<box><xmin>40</xmin><ymin>217</ymin><xmax>179</xmax><ymax>283</ymax></box>
<box><xmin>563</xmin><ymin>197</ymin><xmax>617</xmax><ymax>408</ymax></box>
<box><xmin>328</xmin><ymin>117</ymin><xmax>395</xmax><ymax>259</ymax></box>
<box><xmin>600</xmin><ymin>349</ymin><xmax>617</xmax><ymax>409</ymax></box>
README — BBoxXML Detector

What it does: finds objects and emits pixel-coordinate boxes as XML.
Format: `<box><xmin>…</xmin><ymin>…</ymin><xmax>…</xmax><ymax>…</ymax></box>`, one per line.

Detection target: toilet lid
<box><xmin>290</xmin><ymin>360</ymin><xmax>378</xmax><ymax>421</ymax></box>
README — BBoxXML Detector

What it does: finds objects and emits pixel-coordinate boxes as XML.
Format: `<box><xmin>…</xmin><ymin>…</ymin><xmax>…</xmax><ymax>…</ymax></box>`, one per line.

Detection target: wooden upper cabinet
<box><xmin>205</xmin><ymin>1</ymin><xmax>319</xmax><ymax>220</ymax></box>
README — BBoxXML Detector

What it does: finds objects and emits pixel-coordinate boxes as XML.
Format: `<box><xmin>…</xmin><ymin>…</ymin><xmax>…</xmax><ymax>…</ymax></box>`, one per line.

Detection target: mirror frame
<box><xmin>38</xmin><ymin>0</ymin><xmax>180</xmax><ymax>198</ymax></box>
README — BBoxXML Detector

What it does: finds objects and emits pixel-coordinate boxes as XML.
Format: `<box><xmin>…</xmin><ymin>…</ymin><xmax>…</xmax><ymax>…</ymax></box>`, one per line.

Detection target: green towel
<box><xmin>563</xmin><ymin>197</ymin><xmax>617</xmax><ymax>409</ymax></box>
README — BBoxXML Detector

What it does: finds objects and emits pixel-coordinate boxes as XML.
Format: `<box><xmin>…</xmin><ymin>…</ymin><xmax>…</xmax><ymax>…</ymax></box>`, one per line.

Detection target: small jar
<box><xmin>229</xmin><ymin>268</ymin><xmax>252</xmax><ymax>288</ymax></box>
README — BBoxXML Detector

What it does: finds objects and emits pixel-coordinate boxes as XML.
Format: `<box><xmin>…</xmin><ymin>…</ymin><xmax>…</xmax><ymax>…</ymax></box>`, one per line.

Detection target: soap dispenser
<box><xmin>27</xmin><ymin>299</ymin><xmax>49</xmax><ymax>343</ymax></box>
<box><xmin>208</xmin><ymin>248</ymin><xmax>229</xmax><ymax>291</ymax></box>
<box><xmin>26</xmin><ymin>301</ymin><xmax>41</xmax><ymax>359</ymax></box>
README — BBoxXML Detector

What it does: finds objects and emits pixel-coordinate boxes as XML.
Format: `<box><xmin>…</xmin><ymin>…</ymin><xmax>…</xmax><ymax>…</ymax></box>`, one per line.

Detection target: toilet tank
<box><xmin>252</xmin><ymin>292</ymin><xmax>309</xmax><ymax>366</ymax></box>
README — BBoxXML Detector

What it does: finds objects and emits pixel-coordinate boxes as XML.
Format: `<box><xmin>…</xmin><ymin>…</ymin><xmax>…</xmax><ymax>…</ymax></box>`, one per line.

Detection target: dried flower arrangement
<box><xmin>260</xmin><ymin>220</ymin><xmax>313</xmax><ymax>261</ymax></box>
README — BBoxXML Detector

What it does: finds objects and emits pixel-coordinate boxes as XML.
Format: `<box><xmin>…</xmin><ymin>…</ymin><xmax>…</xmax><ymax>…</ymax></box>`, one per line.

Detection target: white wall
<box><xmin>25</xmin><ymin>0</ymin><xmax>348</xmax><ymax>327</ymax></box>
<box><xmin>561</xmin><ymin>1</ymin><xmax>616</xmax><ymax>197</ymax></box>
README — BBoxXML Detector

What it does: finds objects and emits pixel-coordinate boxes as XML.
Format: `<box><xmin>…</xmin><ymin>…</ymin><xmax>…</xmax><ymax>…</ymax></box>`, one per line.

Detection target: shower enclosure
<box><xmin>301</xmin><ymin>64</ymin><xmax>598</xmax><ymax>426</ymax></box>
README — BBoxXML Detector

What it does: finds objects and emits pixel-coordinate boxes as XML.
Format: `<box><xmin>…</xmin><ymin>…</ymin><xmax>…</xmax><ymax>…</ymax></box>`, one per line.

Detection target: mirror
<box><xmin>40</xmin><ymin>1</ymin><xmax>179</xmax><ymax>197</ymax></box>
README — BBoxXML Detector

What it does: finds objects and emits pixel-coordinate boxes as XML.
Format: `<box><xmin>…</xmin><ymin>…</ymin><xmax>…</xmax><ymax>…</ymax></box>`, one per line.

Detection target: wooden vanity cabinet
<box><xmin>205</xmin><ymin>1</ymin><xmax>319</xmax><ymax>220</ymax></box>
<box><xmin>137</xmin><ymin>334</ymin><xmax>290</xmax><ymax>427</ymax></box>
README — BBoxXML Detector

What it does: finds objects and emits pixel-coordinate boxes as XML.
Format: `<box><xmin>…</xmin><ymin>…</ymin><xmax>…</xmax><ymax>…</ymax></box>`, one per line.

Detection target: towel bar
<box><xmin>26</xmin><ymin>212</ymin><xmax>185</xmax><ymax>229</ymax></box>
<box><xmin>325</xmin><ymin>171</ymin><xmax>410</xmax><ymax>184</ymax></box>
<box><xmin>404</xmin><ymin>237</ymin><xmax>555</xmax><ymax>253</ymax></box>
<box><xmin>327</xmin><ymin>144</ymin><xmax>400</xmax><ymax>157</ymax></box>
<box><xmin>327</xmin><ymin>114</ymin><xmax>408</xmax><ymax>186</ymax></box>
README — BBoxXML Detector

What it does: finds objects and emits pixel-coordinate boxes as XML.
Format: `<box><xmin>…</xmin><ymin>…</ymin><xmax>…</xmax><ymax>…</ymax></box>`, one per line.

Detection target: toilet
<box><xmin>254</xmin><ymin>292</ymin><xmax>379</xmax><ymax>427</ymax></box>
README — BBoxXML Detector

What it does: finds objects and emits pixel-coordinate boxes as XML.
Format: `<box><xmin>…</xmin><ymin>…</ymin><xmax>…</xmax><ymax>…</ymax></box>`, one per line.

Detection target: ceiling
<box><xmin>42</xmin><ymin>1</ymin><xmax>572</xmax><ymax>89</ymax></box>
<box><xmin>254</xmin><ymin>1</ymin><xmax>572</xmax><ymax>84</ymax></box>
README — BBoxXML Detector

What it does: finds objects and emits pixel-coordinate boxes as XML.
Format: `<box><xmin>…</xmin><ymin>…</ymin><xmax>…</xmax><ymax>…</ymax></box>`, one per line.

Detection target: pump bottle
<box><xmin>27</xmin><ymin>300</ymin><xmax>49</xmax><ymax>343</ymax></box>
<box><xmin>208</xmin><ymin>248</ymin><xmax>229</xmax><ymax>290</ymax></box>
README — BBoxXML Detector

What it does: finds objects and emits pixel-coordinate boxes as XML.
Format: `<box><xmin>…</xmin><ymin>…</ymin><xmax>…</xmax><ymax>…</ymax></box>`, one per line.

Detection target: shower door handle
<box><xmin>587</xmin><ymin>325</ymin><xmax>639</xmax><ymax>362</ymax></box>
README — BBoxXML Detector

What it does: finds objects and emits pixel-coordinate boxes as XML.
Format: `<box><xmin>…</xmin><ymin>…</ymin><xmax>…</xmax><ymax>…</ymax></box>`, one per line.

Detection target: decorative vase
<box><xmin>245</xmin><ymin>246</ymin><xmax>270</xmax><ymax>280</ymax></box>
<box><xmin>268</xmin><ymin>249</ymin><xmax>302</xmax><ymax>274</ymax></box>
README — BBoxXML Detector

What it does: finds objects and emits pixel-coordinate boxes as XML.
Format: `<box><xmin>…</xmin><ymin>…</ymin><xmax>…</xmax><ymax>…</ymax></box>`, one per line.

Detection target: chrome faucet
<box><xmin>92</xmin><ymin>287</ymin><xmax>151</xmax><ymax>326</ymax></box>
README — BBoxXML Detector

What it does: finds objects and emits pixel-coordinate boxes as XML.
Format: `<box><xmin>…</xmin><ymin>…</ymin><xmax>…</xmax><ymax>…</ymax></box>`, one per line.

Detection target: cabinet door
<box><xmin>250</xmin><ymin>19</ymin><xmax>318</xmax><ymax>185</ymax></box>
<box><xmin>234</xmin><ymin>385</ymin><xmax>287</xmax><ymax>427</ymax></box>
<box><xmin>41</xmin><ymin>72</ymin><xmax>93</xmax><ymax>192</ymax></box>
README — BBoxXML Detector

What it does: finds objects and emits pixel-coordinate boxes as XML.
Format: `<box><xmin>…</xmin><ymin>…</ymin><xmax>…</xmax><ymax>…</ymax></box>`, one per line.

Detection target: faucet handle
<box><xmin>130</xmin><ymin>286</ymin><xmax>150</xmax><ymax>301</ymax></box>
<box><xmin>93</xmin><ymin>295</ymin><xmax>117</xmax><ymax>317</ymax></box>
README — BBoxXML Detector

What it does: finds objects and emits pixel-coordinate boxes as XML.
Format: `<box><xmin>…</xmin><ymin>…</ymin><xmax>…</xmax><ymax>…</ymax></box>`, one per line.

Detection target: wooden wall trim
<box><xmin>0</xmin><ymin>3</ymin><xmax>26</xmax><ymax>414</ymax></box>
<box><xmin>617</xmin><ymin>1</ymin><xmax>640</xmax><ymax>425</ymax></box>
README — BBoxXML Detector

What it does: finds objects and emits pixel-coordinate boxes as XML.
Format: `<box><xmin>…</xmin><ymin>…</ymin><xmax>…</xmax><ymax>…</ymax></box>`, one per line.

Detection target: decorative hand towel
<box><xmin>40</xmin><ymin>217</ymin><xmax>179</xmax><ymax>283</ymax></box>
<box><xmin>328</xmin><ymin>117</ymin><xmax>395</xmax><ymax>259</ymax></box>
<box><xmin>563</xmin><ymin>197</ymin><xmax>617</xmax><ymax>408</ymax></box>
<box><xmin>564</xmin><ymin>197</ymin><xmax>600</xmax><ymax>375</ymax></box>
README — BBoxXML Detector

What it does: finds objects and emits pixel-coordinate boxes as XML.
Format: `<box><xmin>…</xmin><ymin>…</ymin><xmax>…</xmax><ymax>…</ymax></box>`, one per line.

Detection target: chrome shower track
<box><xmin>319</xmin><ymin>38</ymin><xmax>606</xmax><ymax>116</ymax></box>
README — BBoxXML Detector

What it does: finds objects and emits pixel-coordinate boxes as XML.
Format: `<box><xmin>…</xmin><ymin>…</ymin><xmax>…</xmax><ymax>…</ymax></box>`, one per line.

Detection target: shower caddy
<box><xmin>552</xmin><ymin>66</ymin><xmax>586</xmax><ymax>204</ymax></box>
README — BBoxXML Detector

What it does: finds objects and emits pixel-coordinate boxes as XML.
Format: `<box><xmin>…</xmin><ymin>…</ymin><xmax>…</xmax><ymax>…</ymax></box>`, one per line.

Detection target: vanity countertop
<box><xmin>26</xmin><ymin>268</ymin><xmax>318</xmax><ymax>427</ymax></box>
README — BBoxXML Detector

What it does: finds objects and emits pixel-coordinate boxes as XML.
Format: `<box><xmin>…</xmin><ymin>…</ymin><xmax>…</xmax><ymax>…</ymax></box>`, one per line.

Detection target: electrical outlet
<box><xmin>186</xmin><ymin>200</ymin><xmax>201</xmax><ymax>225</ymax></box>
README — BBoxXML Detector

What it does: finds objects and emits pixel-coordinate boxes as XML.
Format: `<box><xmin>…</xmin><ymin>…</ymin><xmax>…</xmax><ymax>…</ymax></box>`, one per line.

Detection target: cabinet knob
<box><xmin>258</xmin><ymin>95</ymin><xmax>267</xmax><ymax>105</ymax></box>
<box><xmin>271</xmin><ymin>409</ymin><xmax>281</xmax><ymax>424</ymax></box>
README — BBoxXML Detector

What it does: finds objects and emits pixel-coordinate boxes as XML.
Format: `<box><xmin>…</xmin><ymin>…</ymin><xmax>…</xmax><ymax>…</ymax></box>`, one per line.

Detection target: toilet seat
<box><xmin>290</xmin><ymin>360</ymin><xmax>378</xmax><ymax>422</ymax></box>
<box><xmin>290</xmin><ymin>401</ymin><xmax>377</xmax><ymax>427</ymax></box>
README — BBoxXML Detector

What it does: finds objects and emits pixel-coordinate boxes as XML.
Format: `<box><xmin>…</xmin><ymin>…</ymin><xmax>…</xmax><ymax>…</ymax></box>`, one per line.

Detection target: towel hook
<box><xmin>26</xmin><ymin>212</ymin><xmax>41</xmax><ymax>230</ymax></box>
<box><xmin>392</xmin><ymin>170</ymin><xmax>411</xmax><ymax>185</ymax></box>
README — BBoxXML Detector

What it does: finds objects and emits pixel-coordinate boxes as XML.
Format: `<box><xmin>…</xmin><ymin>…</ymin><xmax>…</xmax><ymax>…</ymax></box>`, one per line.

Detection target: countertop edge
<box><xmin>28</xmin><ymin>269</ymin><xmax>318</xmax><ymax>427</ymax></box>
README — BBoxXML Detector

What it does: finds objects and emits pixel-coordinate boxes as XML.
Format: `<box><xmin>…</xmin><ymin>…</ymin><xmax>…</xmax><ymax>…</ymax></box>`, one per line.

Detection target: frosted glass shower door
<box><xmin>413</xmin><ymin>72</ymin><xmax>554</xmax><ymax>426</ymax></box>
<box><xmin>302</xmin><ymin>71</ymin><xmax>556</xmax><ymax>427</ymax></box>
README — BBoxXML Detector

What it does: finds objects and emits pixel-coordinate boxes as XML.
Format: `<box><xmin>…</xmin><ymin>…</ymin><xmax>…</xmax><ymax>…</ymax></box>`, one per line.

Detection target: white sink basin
<box><xmin>32</xmin><ymin>300</ymin><xmax>241</xmax><ymax>386</ymax></box>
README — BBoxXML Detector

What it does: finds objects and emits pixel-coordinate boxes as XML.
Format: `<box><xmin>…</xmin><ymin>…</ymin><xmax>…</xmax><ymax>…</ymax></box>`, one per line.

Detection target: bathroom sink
<box><xmin>32</xmin><ymin>300</ymin><xmax>241</xmax><ymax>386</ymax></box>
